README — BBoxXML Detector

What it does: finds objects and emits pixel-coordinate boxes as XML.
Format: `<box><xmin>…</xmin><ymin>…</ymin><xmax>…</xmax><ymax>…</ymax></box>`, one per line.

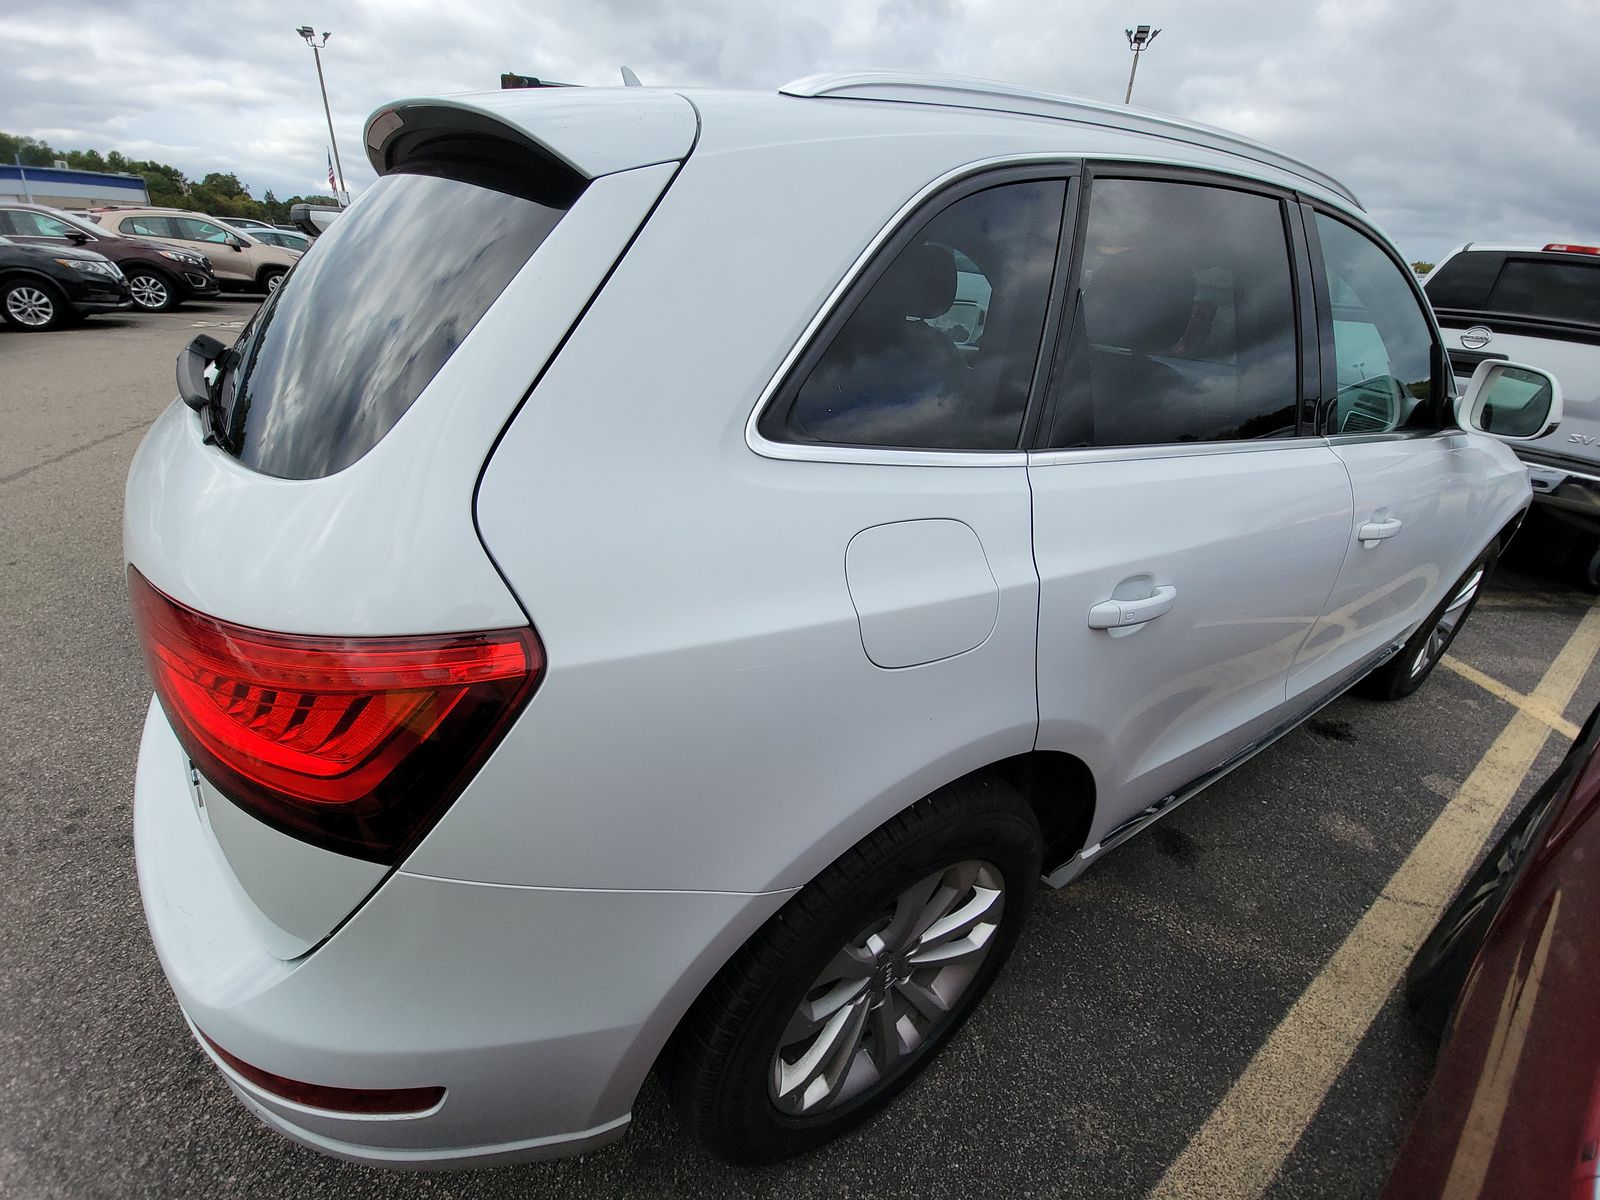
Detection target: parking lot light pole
<box><xmin>295</xmin><ymin>26</ymin><xmax>347</xmax><ymax>207</ymax></box>
<box><xmin>1124</xmin><ymin>25</ymin><xmax>1161</xmax><ymax>104</ymax></box>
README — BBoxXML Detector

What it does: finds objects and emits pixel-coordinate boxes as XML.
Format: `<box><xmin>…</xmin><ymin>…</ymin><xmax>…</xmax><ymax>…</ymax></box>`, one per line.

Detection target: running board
<box><xmin>1043</xmin><ymin>642</ymin><xmax>1402</xmax><ymax>888</ymax></box>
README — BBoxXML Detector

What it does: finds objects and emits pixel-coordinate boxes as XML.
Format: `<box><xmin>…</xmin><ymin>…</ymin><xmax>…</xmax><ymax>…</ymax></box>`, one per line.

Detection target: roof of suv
<box><xmin>365</xmin><ymin>71</ymin><xmax>1362</xmax><ymax>210</ymax></box>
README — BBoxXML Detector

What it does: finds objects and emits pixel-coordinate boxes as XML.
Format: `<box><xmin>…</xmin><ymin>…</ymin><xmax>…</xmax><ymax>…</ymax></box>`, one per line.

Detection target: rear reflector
<box><xmin>1544</xmin><ymin>243</ymin><xmax>1600</xmax><ymax>255</ymax></box>
<box><xmin>199</xmin><ymin>1030</ymin><xmax>445</xmax><ymax>1115</ymax></box>
<box><xmin>129</xmin><ymin>568</ymin><xmax>542</xmax><ymax>863</ymax></box>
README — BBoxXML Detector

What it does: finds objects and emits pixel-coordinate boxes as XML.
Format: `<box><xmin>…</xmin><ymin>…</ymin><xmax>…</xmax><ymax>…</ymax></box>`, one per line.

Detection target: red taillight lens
<box><xmin>1544</xmin><ymin>243</ymin><xmax>1600</xmax><ymax>255</ymax></box>
<box><xmin>129</xmin><ymin>568</ymin><xmax>542</xmax><ymax>864</ymax></box>
<box><xmin>198</xmin><ymin>1030</ymin><xmax>445</xmax><ymax>1115</ymax></box>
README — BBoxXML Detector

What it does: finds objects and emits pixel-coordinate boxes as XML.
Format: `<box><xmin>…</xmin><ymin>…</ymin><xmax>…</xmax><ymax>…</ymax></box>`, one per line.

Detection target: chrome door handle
<box><xmin>1357</xmin><ymin>516</ymin><xmax>1404</xmax><ymax>546</ymax></box>
<box><xmin>1088</xmin><ymin>585</ymin><xmax>1178</xmax><ymax>630</ymax></box>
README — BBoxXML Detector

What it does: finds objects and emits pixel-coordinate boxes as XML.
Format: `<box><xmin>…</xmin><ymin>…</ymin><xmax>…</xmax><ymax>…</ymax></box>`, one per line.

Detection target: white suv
<box><xmin>126</xmin><ymin>73</ymin><xmax>1561</xmax><ymax>1168</ymax></box>
<box><xmin>1425</xmin><ymin>243</ymin><xmax>1600</xmax><ymax>568</ymax></box>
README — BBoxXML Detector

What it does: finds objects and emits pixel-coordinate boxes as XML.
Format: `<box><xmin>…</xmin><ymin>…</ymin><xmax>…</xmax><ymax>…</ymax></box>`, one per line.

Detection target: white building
<box><xmin>0</xmin><ymin>163</ymin><xmax>149</xmax><ymax>210</ymax></box>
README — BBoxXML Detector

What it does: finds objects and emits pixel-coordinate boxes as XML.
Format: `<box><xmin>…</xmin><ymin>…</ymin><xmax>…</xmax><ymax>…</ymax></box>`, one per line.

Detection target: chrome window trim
<box><xmin>746</xmin><ymin>152</ymin><xmax>1345</xmax><ymax>469</ymax></box>
<box><xmin>1027</xmin><ymin>436</ymin><xmax>1316</xmax><ymax>468</ymax></box>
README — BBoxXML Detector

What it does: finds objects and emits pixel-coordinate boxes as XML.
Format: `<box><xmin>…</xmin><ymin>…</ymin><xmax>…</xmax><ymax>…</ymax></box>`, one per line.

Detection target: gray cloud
<box><xmin>4</xmin><ymin>0</ymin><xmax>1595</xmax><ymax>260</ymax></box>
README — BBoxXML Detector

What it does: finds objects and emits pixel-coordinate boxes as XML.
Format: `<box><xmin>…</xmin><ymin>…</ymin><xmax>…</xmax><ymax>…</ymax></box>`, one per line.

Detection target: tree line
<box><xmin>2</xmin><ymin>131</ymin><xmax>336</xmax><ymax>224</ymax></box>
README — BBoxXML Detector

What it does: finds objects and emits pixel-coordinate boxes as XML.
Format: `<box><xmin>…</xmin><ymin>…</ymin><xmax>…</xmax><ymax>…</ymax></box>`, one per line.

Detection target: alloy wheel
<box><xmin>130</xmin><ymin>275</ymin><xmax>169</xmax><ymax>310</ymax></box>
<box><xmin>265</xmin><ymin>273</ymin><xmax>283</xmax><ymax>293</ymax></box>
<box><xmin>1410</xmin><ymin>565</ymin><xmax>1485</xmax><ymax>680</ymax></box>
<box><xmin>5</xmin><ymin>286</ymin><xmax>54</xmax><ymax>327</ymax></box>
<box><xmin>769</xmin><ymin>860</ymin><xmax>1004</xmax><ymax>1116</ymax></box>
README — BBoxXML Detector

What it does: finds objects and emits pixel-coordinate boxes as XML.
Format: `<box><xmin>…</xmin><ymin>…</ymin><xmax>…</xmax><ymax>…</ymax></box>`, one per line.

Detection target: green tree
<box><xmin>0</xmin><ymin>132</ymin><xmax>58</xmax><ymax>166</ymax></box>
<box><xmin>1411</xmin><ymin>261</ymin><xmax>1435</xmax><ymax>276</ymax></box>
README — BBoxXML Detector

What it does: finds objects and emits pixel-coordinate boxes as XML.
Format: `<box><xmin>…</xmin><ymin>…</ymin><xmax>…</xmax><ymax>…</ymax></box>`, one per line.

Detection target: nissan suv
<box><xmin>89</xmin><ymin>207</ymin><xmax>301</xmax><ymax>294</ymax></box>
<box><xmin>0</xmin><ymin>203</ymin><xmax>219</xmax><ymax>312</ymax></box>
<box><xmin>1425</xmin><ymin>244</ymin><xmax>1600</xmax><ymax>575</ymax></box>
<box><xmin>127</xmin><ymin>73</ymin><xmax>1562</xmax><ymax>1169</ymax></box>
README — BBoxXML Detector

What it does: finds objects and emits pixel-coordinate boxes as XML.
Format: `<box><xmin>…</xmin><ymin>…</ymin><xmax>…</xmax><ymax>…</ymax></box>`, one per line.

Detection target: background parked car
<box><xmin>0</xmin><ymin>203</ymin><xmax>219</xmax><ymax>313</ymax></box>
<box><xmin>87</xmin><ymin>207</ymin><xmax>300</xmax><ymax>294</ymax></box>
<box><xmin>288</xmin><ymin>201</ymin><xmax>341</xmax><ymax>237</ymax></box>
<box><xmin>245</xmin><ymin>227</ymin><xmax>311</xmax><ymax>253</ymax></box>
<box><xmin>1384</xmin><ymin>699</ymin><xmax>1600</xmax><ymax>1199</ymax></box>
<box><xmin>0</xmin><ymin>234</ymin><xmax>131</xmax><ymax>330</ymax></box>
<box><xmin>216</xmin><ymin>216</ymin><xmax>279</xmax><ymax>235</ymax></box>
<box><xmin>1426</xmin><ymin>243</ymin><xmax>1600</xmax><ymax>581</ymax></box>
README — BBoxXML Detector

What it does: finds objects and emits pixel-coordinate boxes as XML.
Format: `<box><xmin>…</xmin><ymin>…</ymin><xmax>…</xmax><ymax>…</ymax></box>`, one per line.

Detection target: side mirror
<box><xmin>65</xmin><ymin>230</ymin><xmax>90</xmax><ymax>244</ymax></box>
<box><xmin>177</xmin><ymin>334</ymin><xmax>228</xmax><ymax>411</ymax></box>
<box><xmin>230</xmin><ymin>237</ymin><xmax>247</xmax><ymax>251</ymax></box>
<box><xmin>1455</xmin><ymin>360</ymin><xmax>1563</xmax><ymax>443</ymax></box>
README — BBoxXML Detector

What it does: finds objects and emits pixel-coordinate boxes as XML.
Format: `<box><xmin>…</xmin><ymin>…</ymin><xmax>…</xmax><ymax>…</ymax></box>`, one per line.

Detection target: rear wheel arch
<box><xmin>613</xmin><ymin>749</ymin><xmax>1095</xmax><ymax>1149</ymax></box>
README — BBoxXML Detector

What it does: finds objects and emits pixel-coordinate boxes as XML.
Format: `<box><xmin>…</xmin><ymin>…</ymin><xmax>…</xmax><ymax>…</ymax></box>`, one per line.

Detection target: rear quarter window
<box><xmin>214</xmin><ymin>169</ymin><xmax>574</xmax><ymax>479</ymax></box>
<box><xmin>1423</xmin><ymin>251</ymin><xmax>1503</xmax><ymax>310</ymax></box>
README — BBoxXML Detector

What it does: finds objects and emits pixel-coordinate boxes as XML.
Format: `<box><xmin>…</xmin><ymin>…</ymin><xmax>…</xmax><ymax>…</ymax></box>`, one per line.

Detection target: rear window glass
<box><xmin>215</xmin><ymin>171</ymin><xmax>570</xmax><ymax>479</ymax></box>
<box><xmin>1489</xmin><ymin>259</ymin><xmax>1600</xmax><ymax>325</ymax></box>
<box><xmin>1423</xmin><ymin>251</ymin><xmax>1503</xmax><ymax>310</ymax></box>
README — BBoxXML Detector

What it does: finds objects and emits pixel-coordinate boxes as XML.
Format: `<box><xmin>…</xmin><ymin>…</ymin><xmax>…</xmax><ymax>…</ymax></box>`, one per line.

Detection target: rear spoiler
<box><xmin>363</xmin><ymin>89</ymin><xmax>696</xmax><ymax>182</ymax></box>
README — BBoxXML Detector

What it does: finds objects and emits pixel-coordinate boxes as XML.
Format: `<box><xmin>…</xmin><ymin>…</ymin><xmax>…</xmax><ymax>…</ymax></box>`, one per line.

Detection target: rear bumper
<box><xmin>133</xmin><ymin>700</ymin><xmax>793</xmax><ymax>1167</ymax></box>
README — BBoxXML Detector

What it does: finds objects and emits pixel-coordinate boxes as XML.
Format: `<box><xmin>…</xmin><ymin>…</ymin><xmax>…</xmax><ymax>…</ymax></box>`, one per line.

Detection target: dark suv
<box><xmin>0</xmin><ymin>204</ymin><xmax>220</xmax><ymax>312</ymax></box>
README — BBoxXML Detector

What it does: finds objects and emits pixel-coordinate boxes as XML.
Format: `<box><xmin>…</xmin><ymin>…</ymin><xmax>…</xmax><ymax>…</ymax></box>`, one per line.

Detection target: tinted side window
<box><xmin>176</xmin><ymin>218</ymin><xmax>234</xmax><ymax>244</ymax></box>
<box><xmin>1314</xmin><ymin>213</ymin><xmax>1440</xmax><ymax>435</ymax></box>
<box><xmin>4</xmin><ymin>211</ymin><xmax>71</xmax><ymax>237</ymax></box>
<box><xmin>1423</xmin><ymin>251</ymin><xmax>1504</xmax><ymax>310</ymax></box>
<box><xmin>122</xmin><ymin>216</ymin><xmax>175</xmax><ymax>238</ymax></box>
<box><xmin>1046</xmin><ymin>178</ymin><xmax>1298</xmax><ymax>449</ymax></box>
<box><xmin>1489</xmin><ymin>259</ymin><xmax>1600</xmax><ymax>325</ymax></box>
<box><xmin>780</xmin><ymin>179</ymin><xmax>1064</xmax><ymax>451</ymax></box>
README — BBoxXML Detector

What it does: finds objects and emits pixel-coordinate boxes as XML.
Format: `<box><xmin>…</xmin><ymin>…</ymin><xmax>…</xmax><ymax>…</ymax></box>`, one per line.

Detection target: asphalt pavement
<box><xmin>3</xmin><ymin>302</ymin><xmax>1598</xmax><ymax>1199</ymax></box>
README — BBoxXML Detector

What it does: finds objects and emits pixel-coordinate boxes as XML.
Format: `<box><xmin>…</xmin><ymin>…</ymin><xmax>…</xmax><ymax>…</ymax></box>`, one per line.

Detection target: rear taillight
<box><xmin>1544</xmin><ymin>243</ymin><xmax>1600</xmax><ymax>255</ymax></box>
<box><xmin>129</xmin><ymin>568</ymin><xmax>542</xmax><ymax>864</ymax></box>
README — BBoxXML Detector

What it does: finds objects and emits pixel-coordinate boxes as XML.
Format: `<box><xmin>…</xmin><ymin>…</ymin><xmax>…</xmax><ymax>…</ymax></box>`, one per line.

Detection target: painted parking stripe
<box><xmin>1148</xmin><ymin>602</ymin><xmax>1600</xmax><ymax>1200</ymax></box>
<box><xmin>1439</xmin><ymin>653</ymin><xmax>1581</xmax><ymax>740</ymax></box>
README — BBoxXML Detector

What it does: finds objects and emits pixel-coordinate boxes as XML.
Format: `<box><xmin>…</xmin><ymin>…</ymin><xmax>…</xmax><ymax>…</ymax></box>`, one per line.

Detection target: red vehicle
<box><xmin>1385</xmin><ymin>701</ymin><xmax>1600</xmax><ymax>1199</ymax></box>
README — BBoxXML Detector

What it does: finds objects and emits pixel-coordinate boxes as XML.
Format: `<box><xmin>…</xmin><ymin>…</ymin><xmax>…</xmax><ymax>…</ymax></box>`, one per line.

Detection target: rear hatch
<box><xmin>1427</xmin><ymin>248</ymin><xmax>1600</xmax><ymax>468</ymax></box>
<box><xmin>126</xmin><ymin>88</ymin><xmax>696</xmax><ymax>957</ymax></box>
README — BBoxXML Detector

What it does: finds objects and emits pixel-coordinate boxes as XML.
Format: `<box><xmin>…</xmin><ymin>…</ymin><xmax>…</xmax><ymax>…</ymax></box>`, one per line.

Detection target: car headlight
<box><xmin>158</xmin><ymin>250</ymin><xmax>205</xmax><ymax>267</ymax></box>
<box><xmin>54</xmin><ymin>258</ymin><xmax>118</xmax><ymax>277</ymax></box>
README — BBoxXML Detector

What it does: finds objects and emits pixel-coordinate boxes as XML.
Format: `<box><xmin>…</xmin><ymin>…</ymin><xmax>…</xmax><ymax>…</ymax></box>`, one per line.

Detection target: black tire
<box><xmin>258</xmin><ymin>267</ymin><xmax>286</xmax><ymax>295</ymax></box>
<box><xmin>1405</xmin><ymin>789</ymin><xmax>1551</xmax><ymax>1040</ymax></box>
<box><xmin>666</xmin><ymin>776</ymin><xmax>1042</xmax><ymax>1164</ymax></box>
<box><xmin>1359</xmin><ymin>544</ymin><xmax>1497</xmax><ymax>701</ymax></box>
<box><xmin>126</xmin><ymin>268</ymin><xmax>180</xmax><ymax>312</ymax></box>
<box><xmin>1</xmin><ymin>276</ymin><xmax>71</xmax><ymax>331</ymax></box>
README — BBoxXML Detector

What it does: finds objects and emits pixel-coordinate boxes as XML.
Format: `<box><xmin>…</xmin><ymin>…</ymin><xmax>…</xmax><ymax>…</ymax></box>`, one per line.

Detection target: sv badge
<box><xmin>1571</xmin><ymin>433</ymin><xmax>1597</xmax><ymax>445</ymax></box>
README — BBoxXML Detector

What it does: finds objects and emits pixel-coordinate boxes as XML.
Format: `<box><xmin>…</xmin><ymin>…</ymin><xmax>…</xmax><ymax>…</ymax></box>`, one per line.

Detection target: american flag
<box><xmin>327</xmin><ymin>150</ymin><xmax>336</xmax><ymax>192</ymax></box>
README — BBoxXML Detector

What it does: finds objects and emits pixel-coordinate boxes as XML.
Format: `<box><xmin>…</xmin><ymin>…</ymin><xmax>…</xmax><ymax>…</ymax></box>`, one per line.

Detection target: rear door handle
<box><xmin>1357</xmin><ymin>515</ymin><xmax>1404</xmax><ymax>546</ymax></box>
<box><xmin>1088</xmin><ymin>585</ymin><xmax>1178</xmax><ymax>630</ymax></box>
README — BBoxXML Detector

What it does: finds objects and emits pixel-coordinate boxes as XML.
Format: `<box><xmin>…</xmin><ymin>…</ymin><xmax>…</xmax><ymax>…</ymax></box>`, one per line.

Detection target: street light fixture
<box><xmin>1123</xmin><ymin>24</ymin><xmax>1161</xmax><ymax>105</ymax></box>
<box><xmin>295</xmin><ymin>25</ymin><xmax>347</xmax><ymax>206</ymax></box>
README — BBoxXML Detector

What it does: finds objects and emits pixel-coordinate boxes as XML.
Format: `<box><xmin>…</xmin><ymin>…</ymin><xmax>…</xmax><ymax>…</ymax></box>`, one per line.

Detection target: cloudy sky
<box><xmin>5</xmin><ymin>0</ymin><xmax>1596</xmax><ymax>262</ymax></box>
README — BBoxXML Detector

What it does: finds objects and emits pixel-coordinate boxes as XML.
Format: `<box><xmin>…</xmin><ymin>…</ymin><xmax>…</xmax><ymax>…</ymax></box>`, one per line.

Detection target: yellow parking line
<box><xmin>1439</xmin><ymin>654</ymin><xmax>1581</xmax><ymax>740</ymax></box>
<box><xmin>1148</xmin><ymin>602</ymin><xmax>1600</xmax><ymax>1200</ymax></box>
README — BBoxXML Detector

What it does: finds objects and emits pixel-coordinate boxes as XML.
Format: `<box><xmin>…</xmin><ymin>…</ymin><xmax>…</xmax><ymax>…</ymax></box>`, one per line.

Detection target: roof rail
<box><xmin>780</xmin><ymin>71</ymin><xmax>1361</xmax><ymax>209</ymax></box>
